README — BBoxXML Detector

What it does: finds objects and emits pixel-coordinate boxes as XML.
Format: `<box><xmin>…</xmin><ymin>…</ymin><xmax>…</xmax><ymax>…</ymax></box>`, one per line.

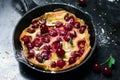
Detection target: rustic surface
<box><xmin>0</xmin><ymin>0</ymin><xmax>120</xmax><ymax>80</ymax></box>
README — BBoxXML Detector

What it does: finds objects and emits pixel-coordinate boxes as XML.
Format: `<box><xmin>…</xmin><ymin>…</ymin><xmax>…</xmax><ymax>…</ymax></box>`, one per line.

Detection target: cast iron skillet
<box><xmin>13</xmin><ymin>3</ymin><xmax>96</xmax><ymax>74</ymax></box>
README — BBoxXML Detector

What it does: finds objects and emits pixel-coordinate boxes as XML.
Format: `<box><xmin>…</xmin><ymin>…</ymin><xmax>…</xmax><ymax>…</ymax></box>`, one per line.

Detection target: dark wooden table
<box><xmin>0</xmin><ymin>0</ymin><xmax>120</xmax><ymax>80</ymax></box>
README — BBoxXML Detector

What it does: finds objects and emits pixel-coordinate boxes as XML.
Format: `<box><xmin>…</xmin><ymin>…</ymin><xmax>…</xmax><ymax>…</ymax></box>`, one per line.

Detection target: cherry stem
<box><xmin>100</xmin><ymin>54</ymin><xmax>112</xmax><ymax>66</ymax></box>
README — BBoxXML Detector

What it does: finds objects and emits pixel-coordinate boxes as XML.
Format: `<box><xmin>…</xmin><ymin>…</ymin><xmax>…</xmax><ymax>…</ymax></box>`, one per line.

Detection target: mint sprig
<box><xmin>108</xmin><ymin>55</ymin><xmax>115</xmax><ymax>68</ymax></box>
<box><xmin>69</xmin><ymin>37</ymin><xmax>73</xmax><ymax>45</ymax></box>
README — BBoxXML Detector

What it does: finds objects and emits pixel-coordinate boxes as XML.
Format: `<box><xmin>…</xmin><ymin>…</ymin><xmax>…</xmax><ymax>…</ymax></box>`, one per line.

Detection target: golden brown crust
<box><xmin>20</xmin><ymin>10</ymin><xmax>91</xmax><ymax>72</ymax></box>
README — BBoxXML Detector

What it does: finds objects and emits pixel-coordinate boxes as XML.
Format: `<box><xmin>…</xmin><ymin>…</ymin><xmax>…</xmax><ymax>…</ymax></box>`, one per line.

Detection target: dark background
<box><xmin>0</xmin><ymin>0</ymin><xmax>120</xmax><ymax>80</ymax></box>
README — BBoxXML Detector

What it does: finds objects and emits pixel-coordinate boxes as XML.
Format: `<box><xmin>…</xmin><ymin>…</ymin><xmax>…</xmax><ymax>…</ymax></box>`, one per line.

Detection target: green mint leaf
<box><xmin>108</xmin><ymin>56</ymin><xmax>115</xmax><ymax>68</ymax></box>
<box><xmin>69</xmin><ymin>37</ymin><xmax>73</xmax><ymax>45</ymax></box>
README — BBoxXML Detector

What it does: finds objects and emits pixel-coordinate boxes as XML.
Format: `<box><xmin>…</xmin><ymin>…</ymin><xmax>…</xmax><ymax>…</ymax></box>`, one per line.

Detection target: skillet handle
<box><xmin>20</xmin><ymin>0</ymin><xmax>37</xmax><ymax>12</ymax></box>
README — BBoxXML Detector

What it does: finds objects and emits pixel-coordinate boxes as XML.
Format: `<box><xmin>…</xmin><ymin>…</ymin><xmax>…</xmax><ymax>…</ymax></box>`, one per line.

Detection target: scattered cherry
<box><xmin>57</xmin><ymin>59</ymin><xmax>66</xmax><ymax>68</ymax></box>
<box><xmin>27</xmin><ymin>28</ymin><xmax>35</xmax><ymax>33</ymax></box>
<box><xmin>36</xmin><ymin>54</ymin><xmax>43</xmax><ymax>63</ymax></box>
<box><xmin>52</xmin><ymin>41</ymin><xmax>62</xmax><ymax>49</ymax></box>
<box><xmin>55</xmin><ymin>21</ymin><xmax>63</xmax><ymax>28</ymax></box>
<box><xmin>69</xmin><ymin>57</ymin><xmax>76</xmax><ymax>64</ymax></box>
<box><xmin>69</xmin><ymin>30</ymin><xmax>77</xmax><ymax>38</ymax></box>
<box><xmin>32</xmin><ymin>38</ymin><xmax>42</xmax><ymax>47</ymax></box>
<box><xmin>41</xmin><ymin>19</ymin><xmax>46</xmax><ymax>24</ymax></box>
<box><xmin>74</xmin><ymin>22</ymin><xmax>80</xmax><ymax>29</ymax></box>
<box><xmin>41</xmin><ymin>51</ymin><xmax>49</xmax><ymax>60</ymax></box>
<box><xmin>69</xmin><ymin>16</ymin><xmax>75</xmax><ymax>24</ymax></box>
<box><xmin>78</xmin><ymin>0</ymin><xmax>86</xmax><ymax>6</ymax></box>
<box><xmin>40</xmin><ymin>24</ymin><xmax>49</xmax><ymax>34</ymax></box>
<box><xmin>43</xmin><ymin>45</ymin><xmax>51</xmax><ymax>53</ymax></box>
<box><xmin>64</xmin><ymin>23</ymin><xmax>73</xmax><ymax>31</ymax></box>
<box><xmin>64</xmin><ymin>14</ymin><xmax>70</xmax><ymax>21</ymax></box>
<box><xmin>21</xmin><ymin>35</ymin><xmax>31</xmax><ymax>44</ymax></box>
<box><xmin>93</xmin><ymin>63</ymin><xmax>101</xmax><ymax>72</ymax></box>
<box><xmin>51</xmin><ymin>61</ymin><xmax>56</xmax><ymax>68</ymax></box>
<box><xmin>26</xmin><ymin>42</ymin><xmax>34</xmax><ymax>49</ymax></box>
<box><xmin>42</xmin><ymin>36</ymin><xmax>50</xmax><ymax>43</ymax></box>
<box><xmin>56</xmin><ymin>48</ymin><xmax>65</xmax><ymax>57</ymax></box>
<box><xmin>59</xmin><ymin>29</ymin><xmax>67</xmax><ymax>36</ymax></box>
<box><xmin>78</xmin><ymin>40</ymin><xmax>86</xmax><ymax>48</ymax></box>
<box><xmin>32</xmin><ymin>22</ymin><xmax>39</xmax><ymax>28</ymax></box>
<box><xmin>63</xmin><ymin>35</ymin><xmax>70</xmax><ymax>42</ymax></box>
<box><xmin>27</xmin><ymin>49</ymin><xmax>35</xmax><ymax>58</ymax></box>
<box><xmin>79</xmin><ymin>26</ymin><xmax>86</xmax><ymax>34</ymax></box>
<box><xmin>49</xmin><ymin>29</ymin><xmax>58</xmax><ymax>37</ymax></box>
<box><xmin>103</xmin><ymin>67</ymin><xmax>112</xmax><ymax>76</ymax></box>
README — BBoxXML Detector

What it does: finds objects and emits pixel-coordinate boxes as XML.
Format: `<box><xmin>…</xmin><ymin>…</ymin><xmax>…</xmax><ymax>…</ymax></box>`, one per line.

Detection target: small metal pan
<box><xmin>13</xmin><ymin>3</ymin><xmax>96</xmax><ymax>74</ymax></box>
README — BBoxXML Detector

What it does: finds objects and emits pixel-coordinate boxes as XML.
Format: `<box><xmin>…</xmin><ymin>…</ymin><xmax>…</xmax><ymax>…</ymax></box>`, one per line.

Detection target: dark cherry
<box><xmin>41</xmin><ymin>51</ymin><xmax>49</xmax><ymax>60</ymax></box>
<box><xmin>71</xmin><ymin>51</ymin><xmax>79</xmax><ymax>58</ymax></box>
<box><xmin>56</xmin><ymin>48</ymin><xmax>65</xmax><ymax>57</ymax></box>
<box><xmin>36</xmin><ymin>54</ymin><xmax>43</xmax><ymax>63</ymax></box>
<box><xmin>63</xmin><ymin>35</ymin><xmax>70</xmax><ymax>42</ymax></box>
<box><xmin>42</xmin><ymin>36</ymin><xmax>50</xmax><ymax>43</ymax></box>
<box><xmin>64</xmin><ymin>23</ymin><xmax>73</xmax><ymax>31</ymax></box>
<box><xmin>69</xmin><ymin>30</ymin><xmax>77</xmax><ymax>38</ymax></box>
<box><xmin>43</xmin><ymin>45</ymin><xmax>51</xmax><ymax>52</ymax></box>
<box><xmin>32</xmin><ymin>22</ymin><xmax>39</xmax><ymax>28</ymax></box>
<box><xmin>27</xmin><ymin>28</ymin><xmax>35</xmax><ymax>33</ymax></box>
<box><xmin>78</xmin><ymin>48</ymin><xmax>84</xmax><ymax>56</ymax></box>
<box><xmin>78</xmin><ymin>0</ymin><xmax>86</xmax><ymax>6</ymax></box>
<box><xmin>40</xmin><ymin>24</ymin><xmax>49</xmax><ymax>34</ymax></box>
<box><xmin>57</xmin><ymin>59</ymin><xmax>66</xmax><ymax>68</ymax></box>
<box><xmin>69</xmin><ymin>16</ymin><xmax>75</xmax><ymax>24</ymax></box>
<box><xmin>21</xmin><ymin>35</ymin><xmax>31</xmax><ymax>44</ymax></box>
<box><xmin>51</xmin><ymin>61</ymin><xmax>56</xmax><ymax>68</ymax></box>
<box><xmin>52</xmin><ymin>41</ymin><xmax>62</xmax><ymax>49</ymax></box>
<box><xmin>36</xmin><ymin>32</ymin><xmax>41</xmax><ymax>37</ymax></box>
<box><xmin>78</xmin><ymin>40</ymin><xmax>86</xmax><ymax>48</ymax></box>
<box><xmin>26</xmin><ymin>42</ymin><xmax>34</xmax><ymax>49</ymax></box>
<box><xmin>55</xmin><ymin>21</ymin><xmax>63</xmax><ymax>28</ymax></box>
<box><xmin>32</xmin><ymin>38</ymin><xmax>42</xmax><ymax>47</ymax></box>
<box><xmin>59</xmin><ymin>29</ymin><xmax>67</xmax><ymax>36</ymax></box>
<box><xmin>69</xmin><ymin>57</ymin><xmax>76</xmax><ymax>64</ymax></box>
<box><xmin>64</xmin><ymin>14</ymin><xmax>70</xmax><ymax>21</ymax></box>
<box><xmin>49</xmin><ymin>29</ymin><xmax>58</xmax><ymax>37</ymax></box>
<box><xmin>103</xmin><ymin>67</ymin><xmax>112</xmax><ymax>76</ymax></box>
<box><xmin>79</xmin><ymin>26</ymin><xmax>86</xmax><ymax>33</ymax></box>
<box><xmin>93</xmin><ymin>63</ymin><xmax>101</xmax><ymax>72</ymax></box>
<box><xmin>74</xmin><ymin>22</ymin><xmax>80</xmax><ymax>29</ymax></box>
<box><xmin>27</xmin><ymin>49</ymin><xmax>35</xmax><ymax>58</ymax></box>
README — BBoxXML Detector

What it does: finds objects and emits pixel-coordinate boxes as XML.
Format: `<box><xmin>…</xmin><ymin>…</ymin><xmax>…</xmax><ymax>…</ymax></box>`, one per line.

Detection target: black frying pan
<box><xmin>13</xmin><ymin>3</ymin><xmax>96</xmax><ymax>74</ymax></box>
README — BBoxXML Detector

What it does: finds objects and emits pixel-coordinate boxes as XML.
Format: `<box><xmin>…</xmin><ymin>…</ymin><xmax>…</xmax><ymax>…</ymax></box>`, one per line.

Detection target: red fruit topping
<box><xmin>27</xmin><ymin>28</ymin><xmax>35</xmax><ymax>33</ymax></box>
<box><xmin>69</xmin><ymin>16</ymin><xmax>75</xmax><ymax>24</ymax></box>
<box><xmin>32</xmin><ymin>38</ymin><xmax>42</xmax><ymax>47</ymax></box>
<box><xmin>64</xmin><ymin>14</ymin><xmax>70</xmax><ymax>21</ymax></box>
<box><xmin>51</xmin><ymin>61</ymin><xmax>56</xmax><ymax>68</ymax></box>
<box><xmin>40</xmin><ymin>24</ymin><xmax>49</xmax><ymax>34</ymax></box>
<box><xmin>21</xmin><ymin>35</ymin><xmax>31</xmax><ymax>44</ymax></box>
<box><xmin>79</xmin><ymin>26</ymin><xmax>86</xmax><ymax>33</ymax></box>
<box><xmin>32</xmin><ymin>22</ymin><xmax>39</xmax><ymax>28</ymax></box>
<box><xmin>26</xmin><ymin>42</ymin><xmax>34</xmax><ymax>49</ymax></box>
<box><xmin>49</xmin><ymin>29</ymin><xmax>58</xmax><ymax>37</ymax></box>
<box><xmin>93</xmin><ymin>63</ymin><xmax>101</xmax><ymax>72</ymax></box>
<box><xmin>74</xmin><ymin>22</ymin><xmax>80</xmax><ymax>29</ymax></box>
<box><xmin>71</xmin><ymin>51</ymin><xmax>80</xmax><ymax>58</ymax></box>
<box><xmin>56</xmin><ymin>37</ymin><xmax>62</xmax><ymax>42</ymax></box>
<box><xmin>64</xmin><ymin>23</ymin><xmax>73</xmax><ymax>31</ymax></box>
<box><xmin>42</xmin><ymin>36</ymin><xmax>50</xmax><ymax>43</ymax></box>
<box><xmin>55</xmin><ymin>21</ymin><xmax>63</xmax><ymax>28</ymax></box>
<box><xmin>56</xmin><ymin>48</ymin><xmax>65</xmax><ymax>57</ymax></box>
<box><xmin>36</xmin><ymin>32</ymin><xmax>41</xmax><ymax>37</ymax></box>
<box><xmin>69</xmin><ymin>57</ymin><xmax>76</xmax><ymax>64</ymax></box>
<box><xmin>63</xmin><ymin>35</ymin><xmax>70</xmax><ymax>42</ymax></box>
<box><xmin>57</xmin><ymin>59</ymin><xmax>66</xmax><ymax>68</ymax></box>
<box><xmin>27</xmin><ymin>49</ymin><xmax>35</xmax><ymax>58</ymax></box>
<box><xmin>41</xmin><ymin>51</ymin><xmax>49</xmax><ymax>60</ymax></box>
<box><xmin>69</xmin><ymin>30</ymin><xmax>77</xmax><ymax>38</ymax></box>
<box><xmin>36</xmin><ymin>54</ymin><xmax>43</xmax><ymax>63</ymax></box>
<box><xmin>78</xmin><ymin>0</ymin><xmax>86</xmax><ymax>6</ymax></box>
<box><xmin>52</xmin><ymin>41</ymin><xmax>62</xmax><ymax>49</ymax></box>
<box><xmin>78</xmin><ymin>48</ymin><xmax>84</xmax><ymax>55</ymax></box>
<box><xmin>103</xmin><ymin>67</ymin><xmax>112</xmax><ymax>76</ymax></box>
<box><xmin>78</xmin><ymin>40</ymin><xmax>86</xmax><ymax>48</ymax></box>
<box><xmin>43</xmin><ymin>45</ymin><xmax>51</xmax><ymax>53</ymax></box>
<box><xmin>59</xmin><ymin>29</ymin><xmax>67</xmax><ymax>36</ymax></box>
